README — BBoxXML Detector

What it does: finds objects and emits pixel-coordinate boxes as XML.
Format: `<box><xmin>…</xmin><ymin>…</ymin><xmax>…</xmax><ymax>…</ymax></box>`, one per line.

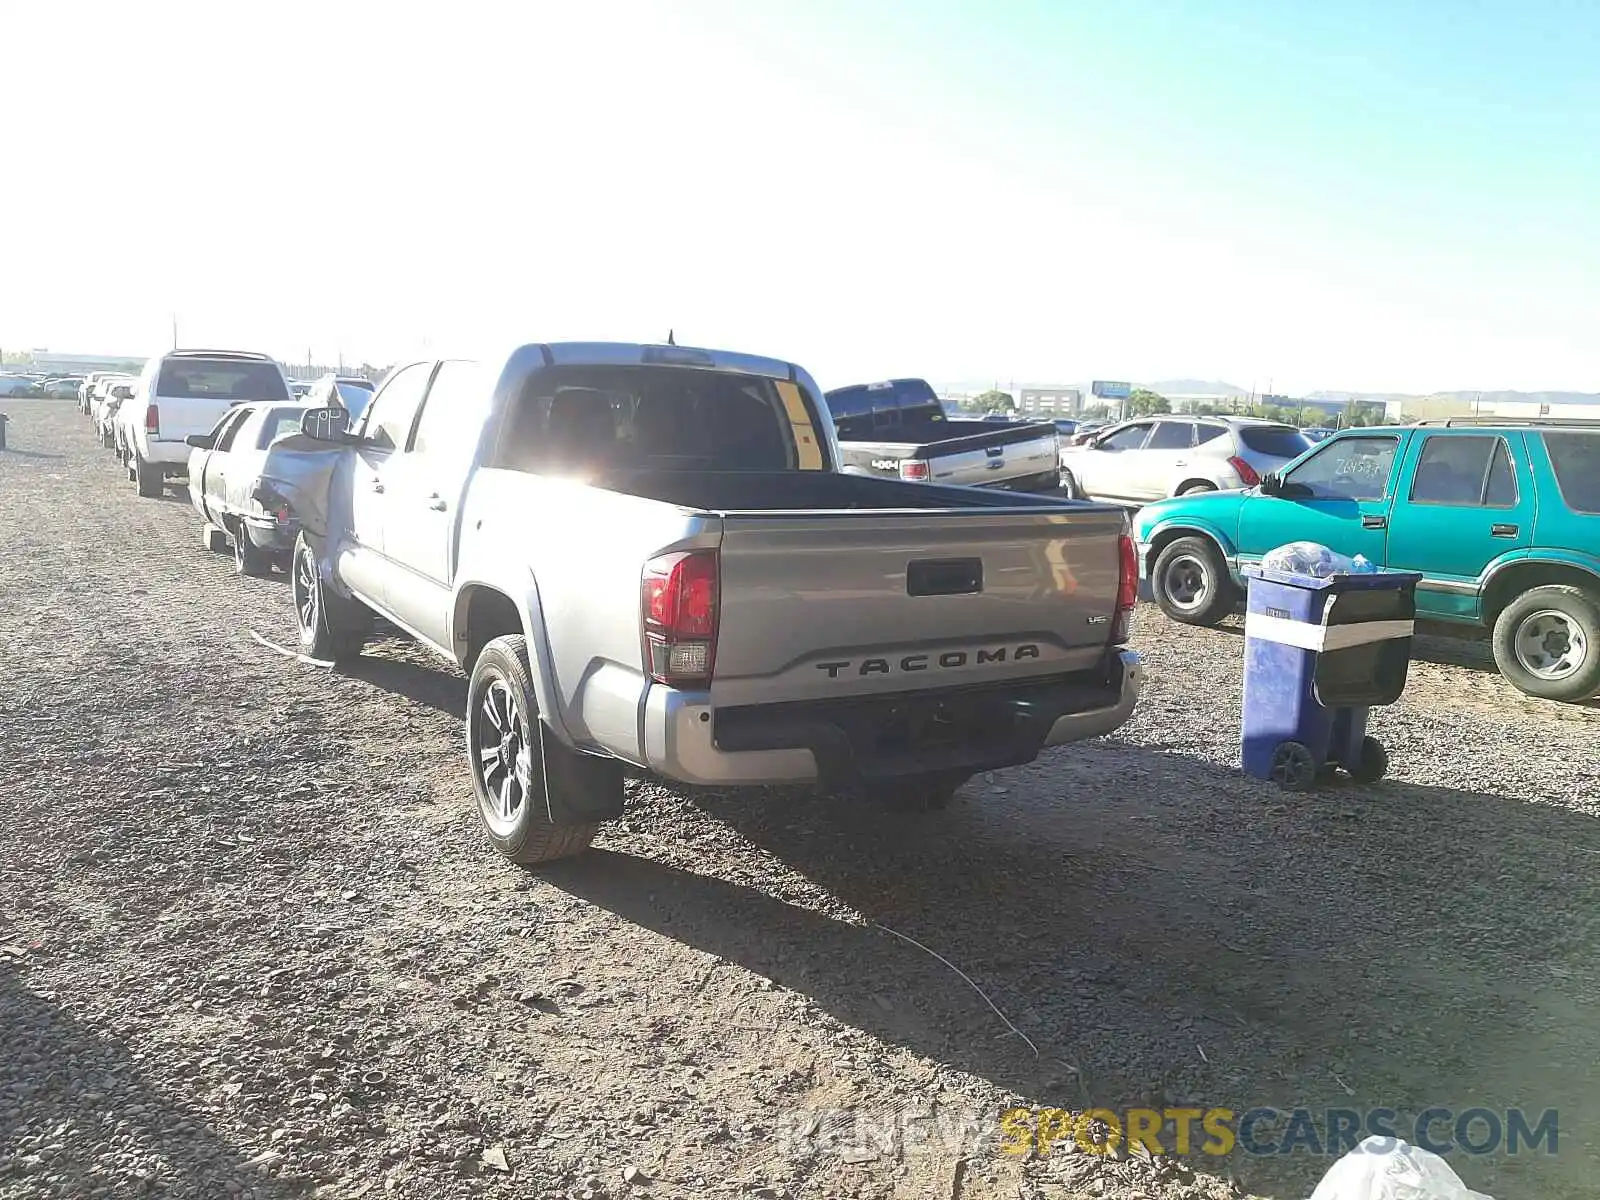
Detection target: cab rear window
<box><xmin>157</xmin><ymin>359</ymin><xmax>290</xmax><ymax>402</ymax></box>
<box><xmin>495</xmin><ymin>364</ymin><xmax>817</xmax><ymax>474</ymax></box>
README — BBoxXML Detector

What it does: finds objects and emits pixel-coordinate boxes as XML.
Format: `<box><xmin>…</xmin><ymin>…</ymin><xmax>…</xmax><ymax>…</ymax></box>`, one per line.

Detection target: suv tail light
<box><xmin>642</xmin><ymin>550</ymin><xmax>719</xmax><ymax>687</ymax></box>
<box><xmin>144</xmin><ymin>404</ymin><xmax>160</xmax><ymax>436</ymax></box>
<box><xmin>899</xmin><ymin>459</ymin><xmax>931</xmax><ymax>481</ymax></box>
<box><xmin>1228</xmin><ymin>456</ymin><xmax>1260</xmax><ymax>487</ymax></box>
<box><xmin>1113</xmin><ymin>533</ymin><xmax>1137</xmax><ymax>644</ymax></box>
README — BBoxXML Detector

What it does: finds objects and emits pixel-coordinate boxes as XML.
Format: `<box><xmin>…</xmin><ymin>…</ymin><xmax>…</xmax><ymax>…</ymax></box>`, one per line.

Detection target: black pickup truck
<box><xmin>825</xmin><ymin>378</ymin><xmax>1062</xmax><ymax>492</ymax></box>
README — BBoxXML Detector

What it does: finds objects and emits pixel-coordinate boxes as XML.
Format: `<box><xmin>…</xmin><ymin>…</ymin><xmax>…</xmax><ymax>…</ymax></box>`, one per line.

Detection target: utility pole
<box><xmin>171</xmin><ymin>314</ymin><xmax>178</xmax><ymax>350</ymax></box>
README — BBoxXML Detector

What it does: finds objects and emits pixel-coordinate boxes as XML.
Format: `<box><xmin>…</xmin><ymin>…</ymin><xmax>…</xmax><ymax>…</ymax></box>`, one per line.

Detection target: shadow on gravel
<box><xmin>337</xmin><ymin>653</ymin><xmax>465</xmax><ymax>719</ymax></box>
<box><xmin>0</xmin><ymin>448</ymin><xmax>65</xmax><ymax>460</ymax></box>
<box><xmin>552</xmin><ymin>749</ymin><xmax>1600</xmax><ymax>1198</ymax></box>
<box><xmin>0</xmin><ymin>960</ymin><xmax>303</xmax><ymax>1199</ymax></box>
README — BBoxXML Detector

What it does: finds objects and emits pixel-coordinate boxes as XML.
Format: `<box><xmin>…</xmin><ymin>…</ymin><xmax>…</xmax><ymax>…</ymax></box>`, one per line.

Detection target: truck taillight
<box><xmin>1113</xmin><ymin>533</ymin><xmax>1137</xmax><ymax>644</ymax></box>
<box><xmin>144</xmin><ymin>404</ymin><xmax>160</xmax><ymax>436</ymax></box>
<box><xmin>899</xmin><ymin>459</ymin><xmax>931</xmax><ymax>481</ymax></box>
<box><xmin>641</xmin><ymin>550</ymin><xmax>719</xmax><ymax>687</ymax></box>
<box><xmin>1227</xmin><ymin>456</ymin><xmax>1260</xmax><ymax>487</ymax></box>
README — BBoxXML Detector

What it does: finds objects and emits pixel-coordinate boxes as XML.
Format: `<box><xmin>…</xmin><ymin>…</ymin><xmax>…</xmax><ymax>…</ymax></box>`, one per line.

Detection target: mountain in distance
<box><xmin>1140</xmin><ymin>379</ymin><xmax>1249</xmax><ymax>398</ymax></box>
<box><xmin>1306</xmin><ymin>389</ymin><xmax>1600</xmax><ymax>406</ymax></box>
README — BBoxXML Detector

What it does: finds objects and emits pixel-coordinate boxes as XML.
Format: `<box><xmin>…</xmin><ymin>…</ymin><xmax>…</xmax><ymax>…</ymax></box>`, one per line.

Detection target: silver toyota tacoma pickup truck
<box><xmin>277</xmin><ymin>342</ymin><xmax>1142</xmax><ymax>864</ymax></box>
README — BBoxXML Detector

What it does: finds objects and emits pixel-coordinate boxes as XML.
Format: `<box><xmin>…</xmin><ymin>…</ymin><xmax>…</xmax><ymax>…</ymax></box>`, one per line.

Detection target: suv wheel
<box><xmin>1151</xmin><ymin>535</ymin><xmax>1235</xmax><ymax>626</ymax></box>
<box><xmin>1491</xmin><ymin>585</ymin><xmax>1600</xmax><ymax>703</ymax></box>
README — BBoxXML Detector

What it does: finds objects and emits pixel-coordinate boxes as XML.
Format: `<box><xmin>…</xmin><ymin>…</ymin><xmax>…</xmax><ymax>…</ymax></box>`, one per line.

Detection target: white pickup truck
<box><xmin>278</xmin><ymin>343</ymin><xmax>1142</xmax><ymax>864</ymax></box>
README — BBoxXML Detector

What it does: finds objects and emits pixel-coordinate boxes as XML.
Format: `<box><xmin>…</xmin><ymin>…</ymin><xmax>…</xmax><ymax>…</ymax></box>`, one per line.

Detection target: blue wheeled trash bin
<box><xmin>1239</xmin><ymin>564</ymin><xmax>1422</xmax><ymax>790</ymax></box>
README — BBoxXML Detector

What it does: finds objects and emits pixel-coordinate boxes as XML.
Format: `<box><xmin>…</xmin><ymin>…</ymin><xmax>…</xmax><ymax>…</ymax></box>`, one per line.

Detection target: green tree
<box><xmin>973</xmin><ymin>389</ymin><xmax>1016</xmax><ymax>414</ymax></box>
<box><xmin>1127</xmin><ymin>388</ymin><xmax>1168</xmax><ymax>418</ymax></box>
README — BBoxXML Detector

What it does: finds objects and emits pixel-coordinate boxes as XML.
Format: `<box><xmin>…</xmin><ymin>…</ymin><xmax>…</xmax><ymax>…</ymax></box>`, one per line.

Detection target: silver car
<box><xmin>1059</xmin><ymin>415</ymin><xmax>1311</xmax><ymax>503</ymax></box>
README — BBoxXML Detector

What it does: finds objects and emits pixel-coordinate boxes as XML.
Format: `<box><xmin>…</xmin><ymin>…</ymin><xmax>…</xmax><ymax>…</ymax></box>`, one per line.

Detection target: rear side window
<box><xmin>1194</xmin><ymin>423</ymin><xmax>1227</xmax><ymax>445</ymax></box>
<box><xmin>1146</xmin><ymin>421</ymin><xmax>1195</xmax><ymax>450</ymax></box>
<box><xmin>495</xmin><ymin>365</ymin><xmax>806</xmax><ymax>474</ymax></box>
<box><xmin>1409</xmin><ymin>435</ymin><xmax>1517</xmax><ymax>508</ymax></box>
<box><xmin>157</xmin><ymin>358</ymin><xmax>290</xmax><ymax>403</ymax></box>
<box><xmin>1238</xmin><ymin>425</ymin><xmax>1311</xmax><ymax>458</ymax></box>
<box><xmin>216</xmin><ymin>410</ymin><xmax>258</xmax><ymax>453</ymax></box>
<box><xmin>1542</xmin><ymin>431</ymin><xmax>1600</xmax><ymax>514</ymax></box>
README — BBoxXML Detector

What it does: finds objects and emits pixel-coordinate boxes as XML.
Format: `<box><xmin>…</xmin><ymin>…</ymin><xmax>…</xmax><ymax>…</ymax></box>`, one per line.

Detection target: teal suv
<box><xmin>1133</xmin><ymin>420</ymin><xmax>1600</xmax><ymax>702</ymax></box>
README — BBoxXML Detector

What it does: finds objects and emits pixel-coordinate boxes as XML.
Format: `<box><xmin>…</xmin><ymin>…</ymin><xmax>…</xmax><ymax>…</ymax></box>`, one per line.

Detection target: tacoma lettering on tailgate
<box><xmin>816</xmin><ymin>644</ymin><xmax>1041</xmax><ymax>678</ymax></box>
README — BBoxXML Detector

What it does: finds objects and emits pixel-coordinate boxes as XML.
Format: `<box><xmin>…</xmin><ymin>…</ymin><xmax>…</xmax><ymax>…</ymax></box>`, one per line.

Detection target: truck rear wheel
<box><xmin>468</xmin><ymin>635</ymin><xmax>598</xmax><ymax>864</ymax></box>
<box><xmin>875</xmin><ymin>772</ymin><xmax>973</xmax><ymax>813</ymax></box>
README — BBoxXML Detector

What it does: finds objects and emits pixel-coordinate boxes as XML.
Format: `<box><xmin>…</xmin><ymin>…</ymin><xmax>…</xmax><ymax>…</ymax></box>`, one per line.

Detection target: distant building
<box><xmin>1017</xmin><ymin>387</ymin><xmax>1083</xmax><ymax>416</ymax></box>
<box><xmin>27</xmin><ymin>351</ymin><xmax>148</xmax><ymax>375</ymax></box>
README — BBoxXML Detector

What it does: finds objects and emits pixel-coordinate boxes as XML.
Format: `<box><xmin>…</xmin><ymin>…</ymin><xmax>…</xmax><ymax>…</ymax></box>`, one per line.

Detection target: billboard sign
<box><xmin>1092</xmin><ymin>380</ymin><xmax>1132</xmax><ymax>400</ymax></box>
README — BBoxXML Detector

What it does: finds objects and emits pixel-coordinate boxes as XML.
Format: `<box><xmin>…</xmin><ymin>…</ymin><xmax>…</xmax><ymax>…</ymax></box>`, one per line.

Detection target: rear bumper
<box><xmin>241</xmin><ymin>515</ymin><xmax>301</xmax><ymax>552</ymax></box>
<box><xmin>642</xmin><ymin>649</ymin><xmax>1142</xmax><ymax>787</ymax></box>
<box><xmin>141</xmin><ymin>439</ymin><xmax>192</xmax><ymax>469</ymax></box>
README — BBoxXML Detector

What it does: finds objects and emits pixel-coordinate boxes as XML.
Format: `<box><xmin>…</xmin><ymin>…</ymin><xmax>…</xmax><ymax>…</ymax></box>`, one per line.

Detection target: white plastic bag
<box><xmin>1308</xmin><ymin>1136</ymin><xmax>1494</xmax><ymax>1200</ymax></box>
<box><xmin>1261</xmin><ymin>541</ymin><xmax>1378</xmax><ymax>578</ymax></box>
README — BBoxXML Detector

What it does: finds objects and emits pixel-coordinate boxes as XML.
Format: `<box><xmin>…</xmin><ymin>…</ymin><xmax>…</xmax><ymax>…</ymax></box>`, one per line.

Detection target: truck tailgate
<box><xmin>710</xmin><ymin>505</ymin><xmax>1126</xmax><ymax>707</ymax></box>
<box><xmin>928</xmin><ymin>419</ymin><xmax>1062</xmax><ymax>486</ymax></box>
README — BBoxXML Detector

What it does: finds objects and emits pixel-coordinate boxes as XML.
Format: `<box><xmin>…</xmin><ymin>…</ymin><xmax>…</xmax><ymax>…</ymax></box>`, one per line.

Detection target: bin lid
<box><xmin>1241</xmin><ymin>564</ymin><xmax>1424</xmax><ymax>591</ymax></box>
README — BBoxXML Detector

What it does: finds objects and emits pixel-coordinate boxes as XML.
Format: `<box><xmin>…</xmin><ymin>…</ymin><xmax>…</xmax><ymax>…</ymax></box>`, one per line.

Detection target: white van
<box><xmin>122</xmin><ymin>349</ymin><xmax>292</xmax><ymax>497</ymax></box>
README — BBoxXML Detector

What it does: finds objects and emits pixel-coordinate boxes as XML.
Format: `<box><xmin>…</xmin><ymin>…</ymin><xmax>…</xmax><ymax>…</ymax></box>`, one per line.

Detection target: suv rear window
<box><xmin>1238</xmin><ymin>425</ymin><xmax>1312</xmax><ymax>458</ymax></box>
<box><xmin>157</xmin><ymin>358</ymin><xmax>290</xmax><ymax>402</ymax></box>
<box><xmin>496</xmin><ymin>365</ymin><xmax>811</xmax><ymax>474</ymax></box>
<box><xmin>1542</xmin><ymin>431</ymin><xmax>1600</xmax><ymax>514</ymax></box>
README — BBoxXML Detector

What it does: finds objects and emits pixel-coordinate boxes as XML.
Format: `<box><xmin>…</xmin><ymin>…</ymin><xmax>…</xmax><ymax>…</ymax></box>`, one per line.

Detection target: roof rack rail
<box><xmin>166</xmin><ymin>348</ymin><xmax>276</xmax><ymax>361</ymax></box>
<box><xmin>1414</xmin><ymin>415</ymin><xmax>1600</xmax><ymax>428</ymax></box>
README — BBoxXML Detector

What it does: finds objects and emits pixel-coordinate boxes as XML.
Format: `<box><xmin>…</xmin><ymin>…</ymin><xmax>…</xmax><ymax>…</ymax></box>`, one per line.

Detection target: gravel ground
<box><xmin>2</xmin><ymin>398</ymin><xmax>1597</xmax><ymax>1200</ymax></box>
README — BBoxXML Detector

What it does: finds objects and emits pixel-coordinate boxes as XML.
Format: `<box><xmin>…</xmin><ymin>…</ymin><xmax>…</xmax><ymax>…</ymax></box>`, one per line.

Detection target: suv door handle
<box><xmin>1491</xmin><ymin>523</ymin><xmax>1519</xmax><ymax>538</ymax></box>
<box><xmin>1362</xmin><ymin>515</ymin><xmax>1387</xmax><ymax>529</ymax></box>
<box><xmin>1173</xmin><ymin>459</ymin><xmax>1188</xmax><ymax>466</ymax></box>
<box><xmin>427</xmin><ymin>494</ymin><xmax>447</xmax><ymax>512</ymax></box>
<box><xmin>370</xmin><ymin>479</ymin><xmax>385</xmax><ymax>493</ymax></box>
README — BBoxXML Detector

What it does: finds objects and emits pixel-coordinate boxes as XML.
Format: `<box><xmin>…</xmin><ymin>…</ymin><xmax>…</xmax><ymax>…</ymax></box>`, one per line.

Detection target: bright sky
<box><xmin>5</xmin><ymin>0</ymin><xmax>1596</xmax><ymax>395</ymax></box>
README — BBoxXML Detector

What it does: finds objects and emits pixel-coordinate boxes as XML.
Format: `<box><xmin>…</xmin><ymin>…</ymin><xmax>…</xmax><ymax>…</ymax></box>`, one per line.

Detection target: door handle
<box><xmin>1174</xmin><ymin>459</ymin><xmax>1188</xmax><ymax>466</ymax></box>
<box><xmin>370</xmin><ymin>479</ymin><xmax>385</xmax><ymax>493</ymax></box>
<box><xmin>427</xmin><ymin>494</ymin><xmax>447</xmax><ymax>512</ymax></box>
<box><xmin>1361</xmin><ymin>515</ymin><xmax>1387</xmax><ymax>529</ymax></box>
<box><xmin>1491</xmin><ymin>523</ymin><xmax>1519</xmax><ymax>538</ymax></box>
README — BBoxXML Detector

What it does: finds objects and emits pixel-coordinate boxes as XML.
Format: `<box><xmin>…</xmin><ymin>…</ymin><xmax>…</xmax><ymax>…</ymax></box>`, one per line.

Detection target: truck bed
<box><xmin>579</xmin><ymin>468</ymin><xmax>1128</xmax><ymax>710</ymax></box>
<box><xmin>590</xmin><ymin>467</ymin><xmax>1081</xmax><ymax>512</ymax></box>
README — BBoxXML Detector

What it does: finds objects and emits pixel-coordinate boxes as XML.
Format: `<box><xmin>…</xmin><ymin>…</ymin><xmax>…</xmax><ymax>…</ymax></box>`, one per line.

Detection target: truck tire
<box><xmin>233</xmin><ymin>527</ymin><xmax>273</xmax><ymax>577</ymax></box>
<box><xmin>292</xmin><ymin>533</ymin><xmax>371</xmax><ymax>661</ymax></box>
<box><xmin>1491</xmin><ymin>585</ymin><xmax>1600</xmax><ymax>703</ymax></box>
<box><xmin>1059</xmin><ymin>469</ymin><xmax>1082</xmax><ymax>500</ymax></box>
<box><xmin>1151</xmin><ymin>535</ymin><xmax>1234</xmax><ymax>626</ymax></box>
<box><xmin>134</xmin><ymin>454</ymin><xmax>163</xmax><ymax>498</ymax></box>
<box><xmin>468</xmin><ymin>635</ymin><xmax>598</xmax><ymax>864</ymax></box>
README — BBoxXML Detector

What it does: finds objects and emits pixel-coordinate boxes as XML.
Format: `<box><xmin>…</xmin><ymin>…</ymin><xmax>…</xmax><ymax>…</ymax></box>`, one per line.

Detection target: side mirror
<box><xmin>300</xmin><ymin>405</ymin><xmax>353</xmax><ymax>442</ymax></box>
<box><xmin>185</xmin><ymin>433</ymin><xmax>214</xmax><ymax>449</ymax></box>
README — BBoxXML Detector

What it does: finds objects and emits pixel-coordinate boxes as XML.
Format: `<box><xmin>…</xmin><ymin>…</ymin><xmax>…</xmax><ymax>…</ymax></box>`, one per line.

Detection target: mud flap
<box><xmin>538</xmin><ymin>722</ymin><xmax>625</xmax><ymax>825</ymax></box>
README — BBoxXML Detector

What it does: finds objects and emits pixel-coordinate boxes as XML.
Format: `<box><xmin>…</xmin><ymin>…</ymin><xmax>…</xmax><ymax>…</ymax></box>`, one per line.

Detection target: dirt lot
<box><xmin>2</xmin><ymin>398</ymin><xmax>1597</xmax><ymax>1200</ymax></box>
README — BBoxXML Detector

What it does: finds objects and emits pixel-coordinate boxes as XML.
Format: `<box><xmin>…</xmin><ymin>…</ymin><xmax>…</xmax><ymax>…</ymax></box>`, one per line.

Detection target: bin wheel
<box><xmin>1347</xmin><ymin>736</ymin><xmax>1388</xmax><ymax>784</ymax></box>
<box><xmin>1269</xmin><ymin>741</ymin><xmax>1318</xmax><ymax>791</ymax></box>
